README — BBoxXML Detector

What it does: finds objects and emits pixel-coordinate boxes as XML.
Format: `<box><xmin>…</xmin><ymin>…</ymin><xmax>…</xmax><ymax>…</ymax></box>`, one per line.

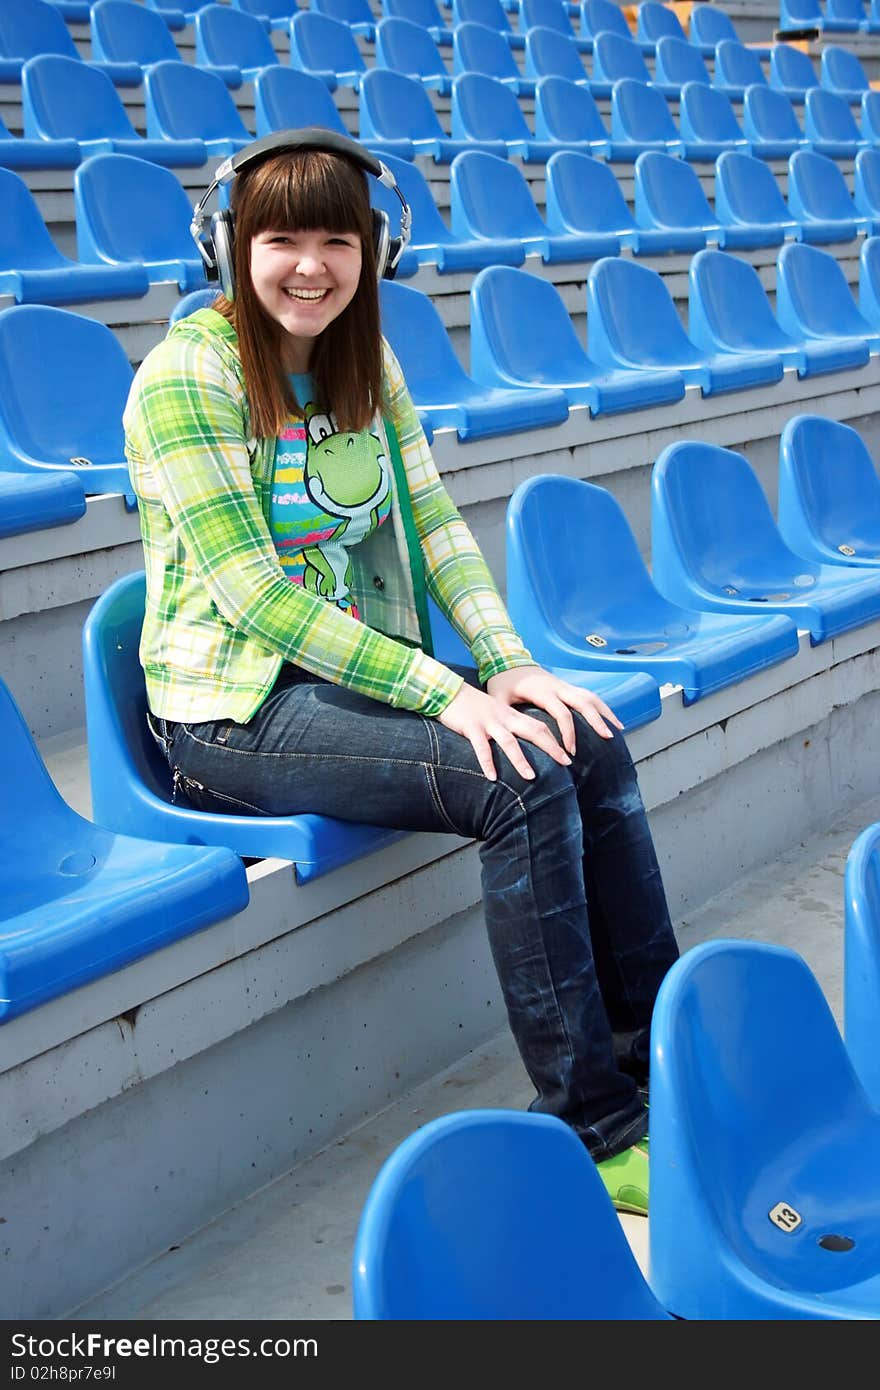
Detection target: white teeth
<box><xmin>284</xmin><ymin>288</ymin><xmax>327</xmax><ymax>301</ymax></box>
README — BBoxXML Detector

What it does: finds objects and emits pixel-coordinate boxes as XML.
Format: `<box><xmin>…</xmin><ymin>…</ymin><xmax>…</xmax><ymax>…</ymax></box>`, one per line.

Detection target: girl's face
<box><xmin>249</xmin><ymin>226</ymin><xmax>363</xmax><ymax>373</ymax></box>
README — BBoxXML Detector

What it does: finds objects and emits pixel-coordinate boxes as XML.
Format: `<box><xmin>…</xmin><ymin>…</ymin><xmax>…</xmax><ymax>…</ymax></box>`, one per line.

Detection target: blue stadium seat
<box><xmin>769</xmin><ymin>43</ymin><xmax>818</xmax><ymax>103</ymax></box>
<box><xmin>453</xmin><ymin>0</ymin><xmax>525</xmax><ymax>47</ymax></box>
<box><xmin>233</xmin><ymin>0</ymin><xmax>302</xmax><ymax>31</ymax></box>
<box><xmin>609</xmin><ymin>76</ymin><xmax>686</xmax><ymax>159</ymax></box>
<box><xmin>22</xmin><ymin>55</ymin><xmax>208</xmax><ymax>166</ymax></box>
<box><xmin>845</xmin><ymin>823</ymin><xmax>880</xmax><ymax>1108</ymax></box>
<box><xmin>778</xmin><ymin>413</ymin><xmax>880</xmax><ymax>566</ymax></box>
<box><xmin>376</xmin><ymin>16</ymin><xmax>452</xmax><ymax>92</ymax></box>
<box><xmin>524</xmin><ymin>26</ymin><xmax>590</xmax><ymax>85</ymax></box>
<box><xmin>651</xmin><ymin>439</ymin><xmax>880</xmax><ymax>642</ymax></box>
<box><xmin>633</xmin><ymin>150</ymin><xmax>716</xmax><ymax>250</ymax></box>
<box><xmin>780</xmin><ymin>0</ymin><xmax>858</xmax><ymax>29</ymax></box>
<box><xmin>803</xmin><ymin>86</ymin><xmax>868</xmax><ymax>158</ymax></box>
<box><xmin>146</xmin><ymin>0</ymin><xmax>217</xmax><ymax>23</ymax></box>
<box><xmin>637</xmin><ymin>0</ymin><xmax>687</xmax><ymax>45</ymax></box>
<box><xmin>712</xmin><ymin>37</ymin><xmax>768</xmax><ymax>101</ymax></box>
<box><xmin>714</xmin><ymin>149</ymin><xmax>800</xmax><ymax>240</ymax></box>
<box><xmin>650</xmin><ymin>938</ymin><xmax>880</xmax><ymax>1320</ymax></box>
<box><xmin>652</xmin><ymin>33</ymin><xmax>712</xmax><ymax>92</ymax></box>
<box><xmin>544</xmin><ymin>148</ymin><xmax>692</xmax><ymax>252</ymax></box>
<box><xmin>859</xmin><ymin>231</ymin><xmax>880</xmax><ymax>322</ymax></box>
<box><xmin>194</xmin><ymin>3</ymin><xmax>278</xmax><ymax>84</ymax></box>
<box><xmin>0</xmin><ymin>304</ymin><xmax>135</xmax><ymax>500</ymax></box>
<box><xmin>452</xmin><ymin>72</ymin><xmax>557</xmax><ymax>159</ymax></box>
<box><xmin>381</xmin><ymin>277</ymin><xmax>569</xmax><ymax>437</ymax></box>
<box><xmin>45</xmin><ymin>0</ymin><xmax>90</xmax><ymax>19</ymax></box>
<box><xmin>0</xmin><ymin>165</ymin><xmax>149</xmax><ymax>305</ymax></box>
<box><xmin>787</xmin><ymin>149</ymin><xmax>871</xmax><ymax>241</ymax></box>
<box><xmin>587</xmin><ymin>256</ymin><xmax>784</xmax><ymax>394</ymax></box>
<box><xmin>359</xmin><ymin>68</ymin><xmax>490</xmax><ymax>161</ymax></box>
<box><xmin>451</xmin><ymin>149</ymin><xmax>614</xmax><ymax>261</ymax></box>
<box><xmin>470</xmin><ymin>264</ymin><xmax>686</xmax><ymax>413</ymax></box>
<box><xmin>505</xmin><ymin>473</ymin><xmax>798</xmax><ymax>701</ymax></box>
<box><xmin>0</xmin><ymin>0</ymin><xmax>140</xmax><ymax>86</ymax></box>
<box><xmin>144</xmin><ymin>61</ymin><xmax>253</xmax><ymax>156</ymax></box>
<box><xmin>90</xmin><ymin>0</ymin><xmax>241</xmax><ymax>87</ymax></box>
<box><xmin>820</xmin><ymin>43</ymin><xmax>872</xmax><ymax>101</ymax></box>
<box><xmin>74</xmin><ymin>153</ymin><xmax>208</xmax><ymax>293</ymax></box>
<box><xmin>453</xmin><ymin>21</ymin><xmax>536</xmax><ymax>95</ymax></box>
<box><xmin>581</xmin><ymin>0</ymin><xmax>653</xmax><ymax>55</ymax></box>
<box><xmin>0</xmin><ymin>112</ymin><xmax>80</xmax><ymax>170</ymax></box>
<box><xmin>776</xmin><ymin>241</ymin><xmax>875</xmax><ymax>364</ymax></box>
<box><xmin>313</xmin><ymin>0</ymin><xmax>377</xmax><ymax>38</ymax></box>
<box><xmin>520</xmin><ymin>0</ymin><xmax>591</xmax><ymax>49</ymax></box>
<box><xmin>589</xmin><ymin>30</ymin><xmax>661</xmax><ymax>98</ymax></box>
<box><xmin>82</xmin><ymin>571</ymin><xmax>408</xmax><ymax>880</ymax></box>
<box><xmin>0</xmin><ymin>468</ymin><xmax>85</xmax><ymax>539</ymax></box>
<box><xmin>382</xmin><ymin>0</ymin><xmax>453</xmax><ymax>44</ymax></box>
<box><xmin>854</xmin><ymin>149</ymin><xmax>880</xmax><ymax>235</ymax></box>
<box><xmin>289</xmin><ymin>11</ymin><xmax>368</xmax><ymax>88</ymax></box>
<box><xmin>689</xmin><ymin>3</ymin><xmax>771</xmax><ymax>59</ymax></box>
<box><xmin>370</xmin><ymin>151</ymin><xmax>504</xmax><ymax>273</ymax></box>
<box><xmin>678</xmin><ymin>81</ymin><xmax>751</xmax><ymax>160</ymax></box>
<box><xmin>168</xmin><ymin>286</ymin><xmax>220</xmax><ymax>325</ymax></box>
<box><xmin>0</xmin><ymin>675</ymin><xmax>248</xmax><ymax>1023</ymax></box>
<box><xmin>860</xmin><ymin>88</ymin><xmax>880</xmax><ymax>145</ymax></box>
<box><xmin>254</xmin><ymin>65</ymin><xmax>349</xmax><ymax>138</ymax></box>
<box><xmin>826</xmin><ymin>0</ymin><xmax>874</xmax><ymax>26</ymax></box>
<box><xmin>741</xmin><ymin>83</ymin><xmax>809</xmax><ymax>158</ymax></box>
<box><xmin>533</xmin><ymin>75</ymin><xmax>611</xmax><ymax>154</ymax></box>
<box><xmin>689</xmin><ymin>246</ymin><xmax>867</xmax><ymax>377</ymax></box>
<box><xmin>353</xmin><ymin>1109</ymin><xmax>672</xmax><ymax>1320</ymax></box>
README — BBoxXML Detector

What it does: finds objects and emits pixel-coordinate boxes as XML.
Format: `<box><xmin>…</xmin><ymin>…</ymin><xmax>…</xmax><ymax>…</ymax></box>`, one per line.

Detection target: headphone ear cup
<box><xmin>211</xmin><ymin>209</ymin><xmax>236</xmax><ymax>301</ymax></box>
<box><xmin>372</xmin><ymin>207</ymin><xmax>391</xmax><ymax>281</ymax></box>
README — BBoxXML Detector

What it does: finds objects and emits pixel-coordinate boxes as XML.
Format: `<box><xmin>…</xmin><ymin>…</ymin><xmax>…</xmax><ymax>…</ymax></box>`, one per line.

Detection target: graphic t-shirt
<box><xmin>269</xmin><ymin>374</ymin><xmax>392</xmax><ymax>620</ymax></box>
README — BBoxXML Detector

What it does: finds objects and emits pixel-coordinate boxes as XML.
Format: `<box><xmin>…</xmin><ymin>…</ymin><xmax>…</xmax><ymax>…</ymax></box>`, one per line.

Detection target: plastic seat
<box><xmin>544</xmin><ymin>148</ymin><xmax>691</xmax><ymax>253</ymax></box>
<box><xmin>0</xmin><ymin>112</ymin><xmax>80</xmax><ymax>171</ymax></box>
<box><xmin>712</xmin><ymin>38</ymin><xmax>768</xmax><ymax>102</ymax></box>
<box><xmin>381</xmin><ymin>0</ymin><xmax>453</xmax><ymax>44</ymax></box>
<box><xmin>22</xmin><ymin>55</ymin><xmax>208</xmax><ymax>166</ymax></box>
<box><xmin>82</xmin><ymin>571</ymin><xmax>409</xmax><ymax>880</ymax></box>
<box><xmin>0</xmin><ymin>675</ymin><xmax>248</xmax><ymax>1024</ymax></box>
<box><xmin>146</xmin><ymin>0</ymin><xmax>217</xmax><ymax>22</ymax></box>
<box><xmin>144</xmin><ymin>61</ymin><xmax>253</xmax><ymax>157</ymax></box>
<box><xmin>780</xmin><ymin>0</ymin><xmax>856</xmax><ymax>29</ymax></box>
<box><xmin>581</xmin><ymin>0</ymin><xmax>654</xmax><ymax>57</ymax></box>
<box><xmin>524</xmin><ymin>26</ymin><xmax>590</xmax><ymax>86</ymax></box>
<box><xmin>74</xmin><ymin>153</ymin><xmax>209</xmax><ymax>293</ymax></box>
<box><xmin>233</xmin><ymin>0</ymin><xmax>301</xmax><ymax>31</ymax></box>
<box><xmin>353</xmin><ymin>1109</ymin><xmax>673</xmax><ymax>1320</ymax></box>
<box><xmin>855</xmin><ymin>149</ymin><xmax>880</xmax><ymax>235</ymax></box>
<box><xmin>590</xmin><ymin>30</ymin><xmax>675</xmax><ymax>99</ymax></box>
<box><xmin>194</xmin><ymin>3</ymin><xmax>278</xmax><ymax>84</ymax></box>
<box><xmin>451</xmin><ymin>149</ymin><xmax>614</xmax><ymax>262</ymax></box>
<box><xmin>168</xmin><ymin>286</ymin><xmax>219</xmax><ymax>325</ymax></box>
<box><xmin>678</xmin><ymin>81</ymin><xmax>750</xmax><ymax>161</ymax></box>
<box><xmin>845</xmin><ymin>823</ymin><xmax>880</xmax><ymax>1108</ymax></box>
<box><xmin>254</xmin><ymin>66</ymin><xmax>349</xmax><ymax>139</ymax></box>
<box><xmin>505</xmin><ymin>473</ymin><xmax>797</xmax><ymax>701</ymax></box>
<box><xmin>637</xmin><ymin>1</ymin><xmax>688</xmax><ymax>44</ymax></box>
<box><xmin>769</xmin><ymin>43</ymin><xmax>818</xmax><ymax>104</ymax></box>
<box><xmin>777</xmin><ymin>241</ymin><xmax>876</xmax><ymax>363</ymax></box>
<box><xmin>313</xmin><ymin>0</ymin><xmax>377</xmax><ymax>38</ymax></box>
<box><xmin>453</xmin><ymin>21</ymin><xmax>536</xmax><ymax>95</ymax></box>
<box><xmin>821</xmin><ymin>43</ymin><xmax>872</xmax><ymax>103</ymax></box>
<box><xmin>653</xmin><ymin>34</ymin><xmax>712</xmax><ymax>95</ymax></box>
<box><xmin>520</xmin><ymin>0</ymin><xmax>591</xmax><ymax>51</ymax></box>
<box><xmin>470</xmin><ymin>264</ymin><xmax>686</xmax><ymax>414</ymax></box>
<box><xmin>533</xmin><ymin>75</ymin><xmax>611</xmax><ymax>155</ymax></box>
<box><xmin>778</xmin><ymin>413</ymin><xmax>880</xmax><ymax>566</ymax></box>
<box><xmin>370</xmin><ymin>150</ymin><xmax>505</xmax><ymax>273</ymax></box>
<box><xmin>0</xmin><ymin>468</ymin><xmax>85</xmax><ymax>539</ymax></box>
<box><xmin>714</xmin><ymin>149</ymin><xmax>801</xmax><ymax>242</ymax></box>
<box><xmin>609</xmin><ymin>76</ymin><xmax>686</xmax><ymax>159</ymax></box>
<box><xmin>787</xmin><ymin>149</ymin><xmax>871</xmax><ymax>242</ymax></box>
<box><xmin>650</xmin><ymin>937</ymin><xmax>880</xmax><ymax>1320</ymax></box>
<box><xmin>831</xmin><ymin>0</ymin><xmax>880</xmax><ymax>27</ymax></box>
<box><xmin>587</xmin><ymin>255</ymin><xmax>784</xmax><ymax>394</ymax></box>
<box><xmin>90</xmin><ymin>0</ymin><xmax>241</xmax><ymax>87</ymax></box>
<box><xmin>859</xmin><ymin>230</ymin><xmax>880</xmax><ymax>323</ymax></box>
<box><xmin>453</xmin><ymin>0</ymin><xmax>525</xmax><ymax>48</ymax></box>
<box><xmin>741</xmin><ymin>83</ymin><xmax>809</xmax><ymax>158</ymax></box>
<box><xmin>860</xmin><ymin>89</ymin><xmax>880</xmax><ymax>146</ymax></box>
<box><xmin>359</xmin><ymin>68</ymin><xmax>492</xmax><ymax>162</ymax></box>
<box><xmin>0</xmin><ymin>304</ymin><xmax>134</xmax><ymax>499</ymax></box>
<box><xmin>451</xmin><ymin>72</ymin><xmax>557</xmax><ymax>160</ymax></box>
<box><xmin>689</xmin><ymin>4</ymin><xmax>771</xmax><ymax>60</ymax></box>
<box><xmin>376</xmin><ymin>16</ymin><xmax>452</xmax><ymax>93</ymax></box>
<box><xmin>803</xmin><ymin>87</ymin><xmax>868</xmax><ymax>158</ymax></box>
<box><xmin>289</xmin><ymin>11</ymin><xmax>367</xmax><ymax>89</ymax></box>
<box><xmin>635</xmin><ymin>148</ymin><xmax>753</xmax><ymax>251</ymax></box>
<box><xmin>689</xmin><ymin>246</ymin><xmax>867</xmax><ymax>378</ymax></box>
<box><xmin>0</xmin><ymin>0</ymin><xmax>140</xmax><ymax>87</ymax></box>
<box><xmin>381</xmin><ymin>278</ymin><xmax>569</xmax><ymax>438</ymax></box>
<box><xmin>0</xmin><ymin>166</ymin><xmax>149</xmax><ymax>305</ymax></box>
<box><xmin>651</xmin><ymin>439</ymin><xmax>880</xmax><ymax>642</ymax></box>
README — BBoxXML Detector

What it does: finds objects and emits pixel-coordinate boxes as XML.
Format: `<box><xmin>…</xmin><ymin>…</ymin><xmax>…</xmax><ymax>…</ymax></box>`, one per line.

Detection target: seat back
<box><xmin>0</xmin><ymin>674</ymin><xmax>81</xmax><ymax>884</ymax></box>
<box><xmin>845</xmin><ymin>823</ymin><xmax>880</xmax><ymax>1107</ymax></box>
<box><xmin>469</xmin><ymin>264</ymin><xmax>591</xmax><ymax>386</ymax></box>
<box><xmin>855</xmin><ymin>146</ymin><xmax>880</xmax><ymax>218</ymax></box>
<box><xmin>145</xmin><ymin>60</ymin><xmax>251</xmax><ymax>142</ymax></box>
<box><xmin>742</xmin><ymin>82</ymin><xmax>805</xmax><ymax>143</ymax></box>
<box><xmin>860</xmin><ymin>230</ymin><xmax>880</xmax><ymax>324</ymax></box>
<box><xmin>359</xmin><ymin>67</ymin><xmax>446</xmax><ymax>141</ymax></box>
<box><xmin>688</xmin><ymin>247</ymin><xmax>788</xmax><ymax>352</ymax></box>
<box><xmin>822</xmin><ymin>43</ymin><xmax>870</xmax><ymax>94</ymax></box>
<box><xmin>452</xmin><ymin>71</ymin><xmax>530</xmax><ymax>140</ymax></box>
<box><xmin>91</xmin><ymin>0</ymin><xmax>179</xmax><ymax>64</ymax></box>
<box><xmin>453</xmin><ymin>0</ymin><xmax>516</xmax><ymax>36</ymax></box>
<box><xmin>254</xmin><ymin>65</ymin><xmax>348</xmax><ymax>137</ymax></box>
<box><xmin>289</xmin><ymin>11</ymin><xmax>366</xmax><ymax>77</ymax></box>
<box><xmin>715</xmin><ymin>37</ymin><xmax>766</xmax><ymax>89</ymax></box>
<box><xmin>525</xmin><ymin>26</ymin><xmax>588</xmax><ymax>82</ymax></box>
<box><xmin>770</xmin><ymin>42</ymin><xmax>818</xmax><ymax>97</ymax></box>
<box><xmin>790</xmin><ymin>144</ymin><xmax>860</xmax><ymax>218</ymax></box>
<box><xmin>0</xmin><ymin>167</ymin><xmax>66</xmax><ymax>270</ymax></box>
<box><xmin>451</xmin><ymin>149</ymin><xmax>546</xmax><ymax>239</ymax></box>
<box><xmin>314</xmin><ymin>0</ymin><xmax>376</xmax><ymax>23</ymax></box>
<box><xmin>679</xmin><ymin>81</ymin><xmax>746</xmax><ymax>144</ymax></box>
<box><xmin>383</xmin><ymin>0</ymin><xmax>449</xmax><ymax>29</ymax></box>
<box><xmin>714</xmin><ymin>148</ymin><xmax>796</xmax><ymax>227</ymax></box>
<box><xmin>369</xmin><ymin>150</ymin><xmax>450</xmax><ymax>246</ymax></box>
<box><xmin>688</xmin><ymin>3</ymin><xmax>736</xmax><ymax>48</ymax></box>
<box><xmin>611</xmin><ymin>75</ymin><xmax>679</xmax><ymax>143</ymax></box>
<box><xmin>453</xmin><ymin>20</ymin><xmax>520</xmax><ymax>80</ymax></box>
<box><xmin>592</xmin><ymin>30</ymin><xmax>652</xmax><ymax>83</ymax></box>
<box><xmin>581</xmin><ymin>0</ymin><xmax>632</xmax><ymax>41</ymax></box>
<box><xmin>22</xmin><ymin>53</ymin><xmax>137</xmax><ymax>141</ymax></box>
<box><xmin>861</xmin><ymin>88</ymin><xmax>880</xmax><ymax>143</ymax></box>
<box><xmin>637</xmin><ymin>0</ymin><xmax>687</xmax><ymax>43</ymax></box>
<box><xmin>588</xmin><ymin>256</ymin><xmax>697</xmax><ymax>367</ymax></box>
<box><xmin>545</xmin><ymin>148</ymin><xmax>635</xmax><ymax>233</ymax></box>
<box><xmin>376</xmin><ymin>15</ymin><xmax>448</xmax><ymax>81</ymax></box>
<box><xmin>74</xmin><ymin>152</ymin><xmax>200</xmax><ymax>268</ymax></box>
<box><xmin>0</xmin><ymin>0</ymin><xmax>79</xmax><ymax>62</ymax></box>
<box><xmin>634</xmin><ymin>149</ymin><xmax>715</xmax><ymax>230</ymax></box>
<box><xmin>235</xmin><ymin>0</ymin><xmax>299</xmax><ymax>18</ymax></box>
<box><xmin>777</xmin><ymin>240</ymin><xmax>875</xmax><ymax>339</ymax></box>
<box><xmin>778</xmin><ymin>413</ymin><xmax>880</xmax><ymax>562</ymax></box>
<box><xmin>535</xmin><ymin>74</ymin><xmax>607</xmax><ymax>141</ymax></box>
<box><xmin>379</xmin><ymin>279</ymin><xmax>473</xmax><ymax>397</ymax></box>
<box><xmin>804</xmin><ymin>86</ymin><xmax>863</xmax><ymax>146</ymax></box>
<box><xmin>195</xmin><ymin>3</ymin><xmax>277</xmax><ymax>70</ymax></box>
<box><xmin>169</xmin><ymin>287</ymin><xmax>220</xmax><ymax>325</ymax></box>
<box><xmin>352</xmin><ymin>1109</ymin><xmax>671</xmax><ymax>1320</ymax></box>
<box><xmin>653</xmin><ymin>34</ymin><xmax>710</xmax><ymax>87</ymax></box>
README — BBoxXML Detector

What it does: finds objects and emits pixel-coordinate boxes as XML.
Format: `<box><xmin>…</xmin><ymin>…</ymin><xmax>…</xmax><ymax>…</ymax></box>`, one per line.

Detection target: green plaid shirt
<box><xmin>123</xmin><ymin>309</ymin><xmax>533</xmax><ymax>723</ymax></box>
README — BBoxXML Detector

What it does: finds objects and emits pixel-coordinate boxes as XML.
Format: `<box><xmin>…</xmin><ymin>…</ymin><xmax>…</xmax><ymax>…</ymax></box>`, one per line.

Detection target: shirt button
<box><xmin>373</xmin><ymin>575</ymin><xmax>385</xmax><ymax>590</ymax></box>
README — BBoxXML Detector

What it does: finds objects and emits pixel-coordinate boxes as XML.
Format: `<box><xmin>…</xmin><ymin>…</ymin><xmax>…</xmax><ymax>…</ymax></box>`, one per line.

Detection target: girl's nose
<box><xmin>295</xmin><ymin>249</ymin><xmax>325</xmax><ymax>276</ymax></box>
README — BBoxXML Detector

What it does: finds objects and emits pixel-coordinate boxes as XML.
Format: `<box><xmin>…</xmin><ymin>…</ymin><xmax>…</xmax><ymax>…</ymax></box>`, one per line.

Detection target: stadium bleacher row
<box><xmin>7</xmin><ymin>0</ymin><xmax>880</xmax><ymax>1320</ymax></box>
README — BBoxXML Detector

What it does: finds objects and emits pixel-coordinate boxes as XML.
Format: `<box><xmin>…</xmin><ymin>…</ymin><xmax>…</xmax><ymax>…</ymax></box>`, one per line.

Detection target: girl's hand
<box><xmin>436</xmin><ymin>681</ymin><xmax>574</xmax><ymax>783</ymax></box>
<box><xmin>486</xmin><ymin>665</ymin><xmax>623</xmax><ymax>755</ymax></box>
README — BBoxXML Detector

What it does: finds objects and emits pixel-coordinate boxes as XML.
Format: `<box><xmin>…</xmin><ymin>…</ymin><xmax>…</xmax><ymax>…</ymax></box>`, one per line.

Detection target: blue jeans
<box><xmin>149</xmin><ymin>664</ymin><xmax>678</xmax><ymax>1160</ymax></box>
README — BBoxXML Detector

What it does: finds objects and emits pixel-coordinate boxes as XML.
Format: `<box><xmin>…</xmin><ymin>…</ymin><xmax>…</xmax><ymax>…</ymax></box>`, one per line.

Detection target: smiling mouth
<box><xmin>284</xmin><ymin>288</ymin><xmax>329</xmax><ymax>302</ymax></box>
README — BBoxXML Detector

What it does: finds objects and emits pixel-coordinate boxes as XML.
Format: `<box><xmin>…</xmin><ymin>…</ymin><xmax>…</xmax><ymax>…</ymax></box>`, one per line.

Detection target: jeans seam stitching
<box><xmin>423</xmin><ymin>763</ymin><xmax>464</xmax><ymax>835</ymax></box>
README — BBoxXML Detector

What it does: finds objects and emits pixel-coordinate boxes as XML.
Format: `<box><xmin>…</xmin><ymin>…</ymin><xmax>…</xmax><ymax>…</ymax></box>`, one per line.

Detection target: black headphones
<box><xmin>190</xmin><ymin>128</ymin><xmax>412</xmax><ymax>299</ymax></box>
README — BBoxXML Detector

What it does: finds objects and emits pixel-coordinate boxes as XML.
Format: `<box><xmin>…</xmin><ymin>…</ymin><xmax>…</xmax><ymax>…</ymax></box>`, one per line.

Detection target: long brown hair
<box><xmin>213</xmin><ymin>148</ymin><xmax>384</xmax><ymax>437</ymax></box>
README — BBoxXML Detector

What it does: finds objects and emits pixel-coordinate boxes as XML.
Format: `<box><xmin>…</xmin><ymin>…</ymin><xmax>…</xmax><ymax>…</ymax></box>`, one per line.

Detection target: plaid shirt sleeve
<box><xmin>125</xmin><ymin>327</ymin><xmax>463</xmax><ymax>716</ymax></box>
<box><xmin>383</xmin><ymin>343</ymin><xmax>535</xmax><ymax>685</ymax></box>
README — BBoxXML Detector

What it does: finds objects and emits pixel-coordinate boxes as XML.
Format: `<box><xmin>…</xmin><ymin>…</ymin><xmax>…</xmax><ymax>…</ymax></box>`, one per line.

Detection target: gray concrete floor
<box><xmin>68</xmin><ymin>792</ymin><xmax>878</xmax><ymax>1322</ymax></box>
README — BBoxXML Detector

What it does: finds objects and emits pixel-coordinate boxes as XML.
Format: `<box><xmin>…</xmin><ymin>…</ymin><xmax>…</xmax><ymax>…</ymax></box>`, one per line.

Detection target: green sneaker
<box><xmin>596</xmin><ymin>1140</ymin><xmax>649</xmax><ymax>1216</ymax></box>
